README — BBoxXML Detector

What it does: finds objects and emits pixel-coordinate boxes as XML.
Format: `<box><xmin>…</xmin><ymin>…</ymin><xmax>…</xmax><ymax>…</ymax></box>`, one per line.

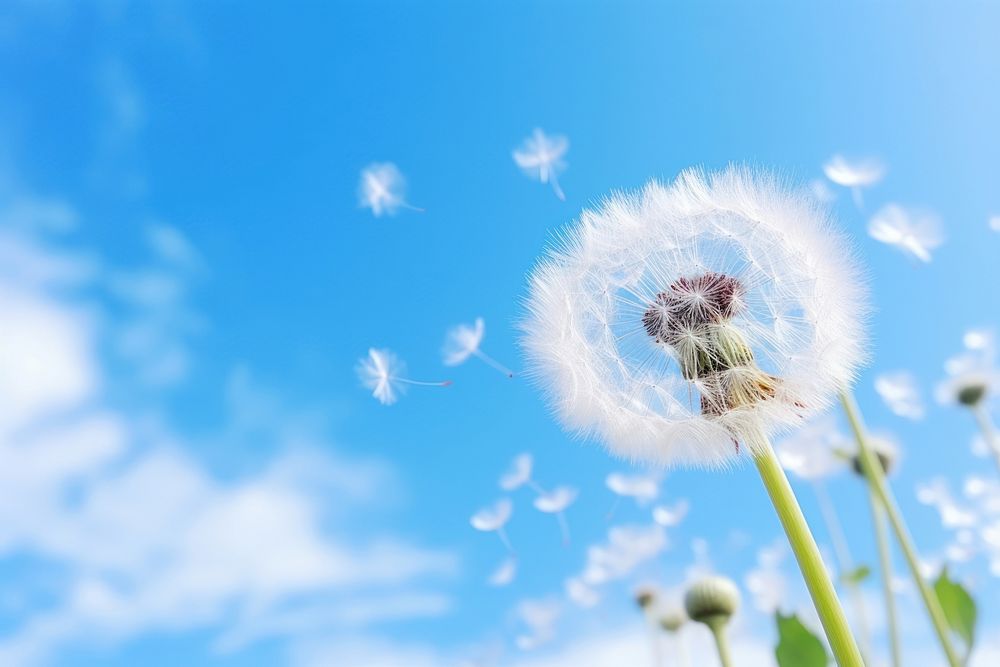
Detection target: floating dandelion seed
<box><xmin>487</xmin><ymin>556</ymin><xmax>517</xmax><ymax>587</ymax></box>
<box><xmin>533</xmin><ymin>486</ymin><xmax>578</xmax><ymax>545</ymax></box>
<box><xmin>652</xmin><ymin>499</ymin><xmax>690</xmax><ymax>527</ymax></box>
<box><xmin>514</xmin><ymin>599</ymin><xmax>561</xmax><ymax>651</ymax></box>
<box><xmin>513</xmin><ymin>128</ymin><xmax>569</xmax><ymax>200</ymax></box>
<box><xmin>867</xmin><ymin>204</ymin><xmax>944</xmax><ymax>263</ymax></box>
<box><xmin>358</xmin><ymin>162</ymin><xmax>422</xmax><ymax>217</ymax></box>
<box><xmin>823</xmin><ymin>154</ymin><xmax>885</xmax><ymax>208</ymax></box>
<box><xmin>499</xmin><ymin>452</ymin><xmax>546</xmax><ymax>494</ymax></box>
<box><xmin>470</xmin><ymin>498</ymin><xmax>514</xmax><ymax>553</ymax></box>
<box><xmin>356</xmin><ymin>347</ymin><xmax>452</xmax><ymax>405</ymax></box>
<box><xmin>523</xmin><ymin>167</ymin><xmax>867</xmax><ymax>665</ymax></box>
<box><xmin>565</xmin><ymin>577</ymin><xmax>600</xmax><ymax>608</ymax></box>
<box><xmin>578</xmin><ymin>524</ymin><xmax>667</xmax><ymax>586</ymax></box>
<box><xmin>443</xmin><ymin>317</ymin><xmax>514</xmax><ymax>377</ymax></box>
<box><xmin>604</xmin><ymin>471</ymin><xmax>660</xmax><ymax>520</ymax></box>
<box><xmin>874</xmin><ymin>371</ymin><xmax>925</xmax><ymax>420</ymax></box>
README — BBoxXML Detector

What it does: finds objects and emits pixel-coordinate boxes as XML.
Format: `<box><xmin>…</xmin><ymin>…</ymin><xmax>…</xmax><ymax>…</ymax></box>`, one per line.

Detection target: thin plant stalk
<box><xmin>971</xmin><ymin>403</ymin><xmax>1000</xmax><ymax>477</ymax></box>
<box><xmin>643</xmin><ymin>614</ymin><xmax>663</xmax><ymax>667</ymax></box>
<box><xmin>839</xmin><ymin>390</ymin><xmax>961</xmax><ymax>667</ymax></box>
<box><xmin>867</xmin><ymin>485</ymin><xmax>901</xmax><ymax>667</ymax></box>
<box><xmin>472</xmin><ymin>349</ymin><xmax>514</xmax><ymax>377</ymax></box>
<box><xmin>673</xmin><ymin>632</ymin><xmax>689</xmax><ymax>667</ymax></box>
<box><xmin>752</xmin><ymin>438</ymin><xmax>864</xmax><ymax>667</ymax></box>
<box><xmin>705</xmin><ymin>618</ymin><xmax>733</xmax><ymax>667</ymax></box>
<box><xmin>813</xmin><ymin>480</ymin><xmax>874</xmax><ymax>660</ymax></box>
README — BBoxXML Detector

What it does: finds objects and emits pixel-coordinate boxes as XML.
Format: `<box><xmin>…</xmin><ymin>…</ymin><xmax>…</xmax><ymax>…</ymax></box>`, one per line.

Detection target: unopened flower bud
<box><xmin>659</xmin><ymin>609</ymin><xmax>687</xmax><ymax>633</ymax></box>
<box><xmin>684</xmin><ymin>576</ymin><xmax>740</xmax><ymax>626</ymax></box>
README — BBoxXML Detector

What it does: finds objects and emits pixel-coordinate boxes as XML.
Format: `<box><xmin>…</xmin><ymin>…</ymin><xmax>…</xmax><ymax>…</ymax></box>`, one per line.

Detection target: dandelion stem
<box><xmin>556</xmin><ymin>512</ymin><xmax>571</xmax><ymax>546</ymax></box>
<box><xmin>867</xmin><ymin>486</ymin><xmax>902</xmax><ymax>667</ymax></box>
<box><xmin>971</xmin><ymin>403</ymin><xmax>1000</xmax><ymax>478</ymax></box>
<box><xmin>473</xmin><ymin>349</ymin><xmax>515</xmax><ymax>378</ymax></box>
<box><xmin>673</xmin><ymin>631</ymin><xmax>689</xmax><ymax>667</ymax></box>
<box><xmin>496</xmin><ymin>527</ymin><xmax>514</xmax><ymax>555</ymax></box>
<box><xmin>705</xmin><ymin>618</ymin><xmax>733</xmax><ymax>667</ymax></box>
<box><xmin>813</xmin><ymin>480</ymin><xmax>873</xmax><ymax>660</ymax></box>
<box><xmin>839</xmin><ymin>389</ymin><xmax>961</xmax><ymax>667</ymax></box>
<box><xmin>644</xmin><ymin>613</ymin><xmax>663</xmax><ymax>667</ymax></box>
<box><xmin>752</xmin><ymin>438</ymin><xmax>863</xmax><ymax>667</ymax></box>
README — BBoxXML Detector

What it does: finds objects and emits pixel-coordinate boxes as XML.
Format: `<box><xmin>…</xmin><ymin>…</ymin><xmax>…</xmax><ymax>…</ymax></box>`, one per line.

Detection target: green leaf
<box><xmin>934</xmin><ymin>568</ymin><xmax>977</xmax><ymax>658</ymax></box>
<box><xmin>775</xmin><ymin>612</ymin><xmax>829</xmax><ymax>667</ymax></box>
<box><xmin>840</xmin><ymin>564</ymin><xmax>871</xmax><ymax>586</ymax></box>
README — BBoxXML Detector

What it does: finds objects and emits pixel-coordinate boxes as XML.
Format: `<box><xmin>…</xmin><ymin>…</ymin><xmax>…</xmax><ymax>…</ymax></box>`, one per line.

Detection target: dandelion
<box><xmin>659</xmin><ymin>608</ymin><xmax>690</xmax><ymax>667</ymax></box>
<box><xmin>470</xmin><ymin>498</ymin><xmax>514</xmax><ymax>553</ymax></box>
<box><xmin>937</xmin><ymin>329</ymin><xmax>1000</xmax><ymax>476</ymax></box>
<box><xmin>499</xmin><ymin>452</ymin><xmax>543</xmax><ymax>492</ymax></box>
<box><xmin>487</xmin><ymin>556</ymin><xmax>517</xmax><ymax>587</ymax></box>
<box><xmin>443</xmin><ymin>317</ymin><xmax>514</xmax><ymax>377</ymax></box>
<box><xmin>533</xmin><ymin>486</ymin><xmax>577</xmax><ymax>545</ymax></box>
<box><xmin>357</xmin><ymin>162</ymin><xmax>422</xmax><ymax>217</ymax></box>
<box><xmin>523</xmin><ymin>167</ymin><xmax>867</xmax><ymax>665</ymax></box>
<box><xmin>355</xmin><ymin>347</ymin><xmax>452</xmax><ymax>405</ymax></box>
<box><xmin>874</xmin><ymin>371</ymin><xmax>925</xmax><ymax>420</ymax></box>
<box><xmin>652</xmin><ymin>499</ymin><xmax>690</xmax><ymax>527</ymax></box>
<box><xmin>867</xmin><ymin>204</ymin><xmax>944</xmax><ymax>262</ymax></box>
<box><xmin>605</xmin><ymin>471</ymin><xmax>660</xmax><ymax>519</ymax></box>
<box><xmin>512</xmin><ymin>128</ymin><xmax>569</xmax><ymax>200</ymax></box>
<box><xmin>823</xmin><ymin>154</ymin><xmax>885</xmax><ymax>208</ymax></box>
<box><xmin>684</xmin><ymin>576</ymin><xmax>740</xmax><ymax>667</ymax></box>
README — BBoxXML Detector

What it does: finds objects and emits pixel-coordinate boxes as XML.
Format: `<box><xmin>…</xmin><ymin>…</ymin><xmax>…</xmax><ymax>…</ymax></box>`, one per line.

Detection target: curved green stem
<box><xmin>706</xmin><ymin>618</ymin><xmax>733</xmax><ymax>667</ymax></box>
<box><xmin>971</xmin><ymin>404</ymin><xmax>1000</xmax><ymax>478</ymax></box>
<box><xmin>813</xmin><ymin>480</ymin><xmax>874</xmax><ymax>660</ymax></box>
<box><xmin>752</xmin><ymin>440</ymin><xmax>864</xmax><ymax>666</ymax></box>
<box><xmin>840</xmin><ymin>390</ymin><xmax>961</xmax><ymax>667</ymax></box>
<box><xmin>867</xmin><ymin>485</ymin><xmax>901</xmax><ymax>667</ymax></box>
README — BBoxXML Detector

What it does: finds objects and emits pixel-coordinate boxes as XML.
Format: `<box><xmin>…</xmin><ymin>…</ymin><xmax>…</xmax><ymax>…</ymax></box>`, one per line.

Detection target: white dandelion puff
<box><xmin>874</xmin><ymin>371</ymin><xmax>925</xmax><ymax>420</ymax></box>
<box><xmin>823</xmin><ymin>154</ymin><xmax>885</xmax><ymax>208</ymax></box>
<box><xmin>533</xmin><ymin>486</ymin><xmax>578</xmax><ymax>545</ymax></box>
<box><xmin>471</xmin><ymin>498</ymin><xmax>514</xmax><ymax>552</ymax></box>
<box><xmin>522</xmin><ymin>167</ymin><xmax>868</xmax><ymax>467</ymax></box>
<box><xmin>513</xmin><ymin>128</ymin><xmax>569</xmax><ymax>201</ymax></box>
<box><xmin>487</xmin><ymin>556</ymin><xmax>517</xmax><ymax>587</ymax></box>
<box><xmin>358</xmin><ymin>162</ymin><xmax>422</xmax><ymax>217</ymax></box>
<box><xmin>355</xmin><ymin>347</ymin><xmax>452</xmax><ymax>405</ymax></box>
<box><xmin>443</xmin><ymin>317</ymin><xmax>514</xmax><ymax>377</ymax></box>
<box><xmin>867</xmin><ymin>204</ymin><xmax>944</xmax><ymax>263</ymax></box>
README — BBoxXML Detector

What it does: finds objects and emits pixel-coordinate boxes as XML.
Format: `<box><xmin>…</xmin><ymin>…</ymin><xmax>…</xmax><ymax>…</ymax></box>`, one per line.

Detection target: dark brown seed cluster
<box><xmin>642</xmin><ymin>272</ymin><xmax>745</xmax><ymax>346</ymax></box>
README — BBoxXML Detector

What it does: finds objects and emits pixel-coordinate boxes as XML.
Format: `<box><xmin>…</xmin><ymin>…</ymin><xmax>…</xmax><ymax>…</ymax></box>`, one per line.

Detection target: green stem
<box><xmin>971</xmin><ymin>403</ymin><xmax>1000</xmax><ymax>478</ymax></box>
<box><xmin>867</xmin><ymin>485</ymin><xmax>901</xmax><ymax>667</ymax></box>
<box><xmin>752</xmin><ymin>440</ymin><xmax>864</xmax><ymax>666</ymax></box>
<box><xmin>813</xmin><ymin>480</ymin><xmax>874</xmax><ymax>660</ymax></box>
<box><xmin>839</xmin><ymin>390</ymin><xmax>961</xmax><ymax>667</ymax></box>
<box><xmin>706</xmin><ymin>618</ymin><xmax>733</xmax><ymax>667</ymax></box>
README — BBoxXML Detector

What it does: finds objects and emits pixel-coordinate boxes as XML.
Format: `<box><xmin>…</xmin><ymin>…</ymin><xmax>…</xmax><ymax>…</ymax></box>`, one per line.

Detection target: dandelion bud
<box><xmin>957</xmin><ymin>383</ymin><xmax>987</xmax><ymax>407</ymax></box>
<box><xmin>659</xmin><ymin>609</ymin><xmax>687</xmax><ymax>633</ymax></box>
<box><xmin>634</xmin><ymin>586</ymin><xmax>658</xmax><ymax>611</ymax></box>
<box><xmin>850</xmin><ymin>437</ymin><xmax>898</xmax><ymax>478</ymax></box>
<box><xmin>684</xmin><ymin>576</ymin><xmax>740</xmax><ymax>626</ymax></box>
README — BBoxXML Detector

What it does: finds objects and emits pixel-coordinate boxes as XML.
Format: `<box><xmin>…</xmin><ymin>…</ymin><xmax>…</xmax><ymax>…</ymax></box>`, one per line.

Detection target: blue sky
<box><xmin>1</xmin><ymin>2</ymin><xmax>1000</xmax><ymax>666</ymax></box>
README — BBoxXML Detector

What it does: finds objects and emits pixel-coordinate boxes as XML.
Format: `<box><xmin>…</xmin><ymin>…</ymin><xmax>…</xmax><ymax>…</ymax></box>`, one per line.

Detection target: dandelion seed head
<box><xmin>358</xmin><ymin>162</ymin><xmax>410</xmax><ymax>217</ymax></box>
<box><xmin>523</xmin><ymin>167</ymin><xmax>868</xmax><ymax>467</ymax></box>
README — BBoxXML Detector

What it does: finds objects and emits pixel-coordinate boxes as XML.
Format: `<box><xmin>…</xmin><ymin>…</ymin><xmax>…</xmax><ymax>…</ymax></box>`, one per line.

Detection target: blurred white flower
<box><xmin>499</xmin><ymin>453</ymin><xmax>535</xmax><ymax>491</ymax></box>
<box><xmin>606</xmin><ymin>472</ymin><xmax>660</xmax><ymax>504</ymax></box>
<box><xmin>357</xmin><ymin>162</ymin><xmax>421</xmax><ymax>217</ymax></box>
<box><xmin>867</xmin><ymin>204</ymin><xmax>944</xmax><ymax>262</ymax></box>
<box><xmin>487</xmin><ymin>556</ymin><xmax>517</xmax><ymax>587</ymax></box>
<box><xmin>443</xmin><ymin>317</ymin><xmax>513</xmax><ymax>377</ymax></box>
<box><xmin>874</xmin><ymin>371</ymin><xmax>925</xmax><ymax>420</ymax></box>
<box><xmin>565</xmin><ymin>577</ymin><xmax>601</xmax><ymax>608</ymax></box>
<box><xmin>652</xmin><ymin>499</ymin><xmax>690</xmax><ymax>527</ymax></box>
<box><xmin>775</xmin><ymin>414</ymin><xmax>850</xmax><ymax>480</ymax></box>
<box><xmin>471</xmin><ymin>498</ymin><xmax>514</xmax><ymax>552</ymax></box>
<box><xmin>823</xmin><ymin>154</ymin><xmax>885</xmax><ymax>208</ymax></box>
<box><xmin>523</xmin><ymin>168</ymin><xmax>867</xmax><ymax>466</ymax></box>
<box><xmin>355</xmin><ymin>347</ymin><xmax>451</xmax><ymax>405</ymax></box>
<box><xmin>513</xmin><ymin>128</ymin><xmax>569</xmax><ymax>200</ymax></box>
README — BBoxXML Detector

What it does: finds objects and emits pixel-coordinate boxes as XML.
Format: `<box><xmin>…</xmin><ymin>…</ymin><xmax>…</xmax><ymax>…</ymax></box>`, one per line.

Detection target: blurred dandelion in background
<box><xmin>512</xmin><ymin>128</ymin><xmax>569</xmax><ymax>201</ymax></box>
<box><xmin>867</xmin><ymin>204</ymin><xmax>945</xmax><ymax>262</ymax></box>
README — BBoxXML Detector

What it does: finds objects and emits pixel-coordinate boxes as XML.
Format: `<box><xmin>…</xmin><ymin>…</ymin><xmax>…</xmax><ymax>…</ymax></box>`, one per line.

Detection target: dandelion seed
<box><xmin>565</xmin><ymin>577</ymin><xmax>600</xmax><ymax>608</ymax></box>
<box><xmin>513</xmin><ymin>128</ymin><xmax>569</xmax><ymax>200</ymax></box>
<box><xmin>471</xmin><ymin>498</ymin><xmax>515</xmax><ymax>552</ymax></box>
<box><xmin>652</xmin><ymin>499</ymin><xmax>690</xmax><ymax>527</ymax></box>
<box><xmin>867</xmin><ymin>204</ymin><xmax>944</xmax><ymax>262</ymax></box>
<box><xmin>514</xmin><ymin>599</ymin><xmax>561</xmax><ymax>651</ymax></box>
<box><xmin>499</xmin><ymin>452</ymin><xmax>537</xmax><ymax>491</ymax></box>
<box><xmin>443</xmin><ymin>317</ymin><xmax>514</xmax><ymax>378</ymax></box>
<box><xmin>358</xmin><ymin>162</ymin><xmax>422</xmax><ymax>217</ymax></box>
<box><xmin>487</xmin><ymin>556</ymin><xmax>517</xmax><ymax>587</ymax></box>
<box><xmin>874</xmin><ymin>371</ymin><xmax>925</xmax><ymax>420</ymax></box>
<box><xmin>355</xmin><ymin>347</ymin><xmax>452</xmax><ymax>405</ymax></box>
<box><xmin>606</xmin><ymin>472</ymin><xmax>660</xmax><ymax>504</ymax></box>
<box><xmin>533</xmin><ymin>486</ymin><xmax>578</xmax><ymax>545</ymax></box>
<box><xmin>823</xmin><ymin>154</ymin><xmax>885</xmax><ymax>208</ymax></box>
